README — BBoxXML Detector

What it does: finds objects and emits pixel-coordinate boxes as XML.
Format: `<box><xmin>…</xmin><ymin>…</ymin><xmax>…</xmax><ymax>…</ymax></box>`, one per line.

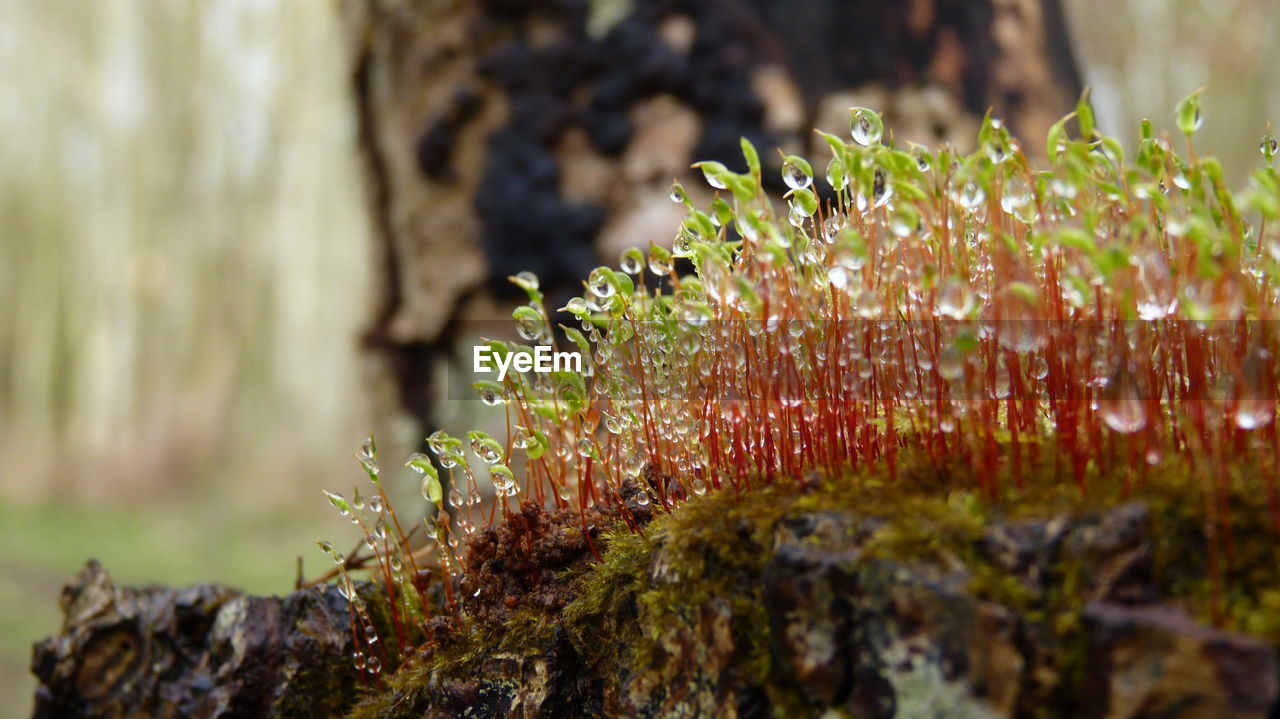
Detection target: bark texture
<box><xmin>30</xmin><ymin>561</ymin><xmax>369</xmax><ymax>719</ymax></box>
<box><xmin>341</xmin><ymin>0</ymin><xmax>1083</xmax><ymax>430</ymax></box>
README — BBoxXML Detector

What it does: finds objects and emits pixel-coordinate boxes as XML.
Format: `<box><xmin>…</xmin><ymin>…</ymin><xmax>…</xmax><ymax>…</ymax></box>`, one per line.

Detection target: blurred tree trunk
<box><xmin>341</xmin><ymin>0</ymin><xmax>1082</xmax><ymax>432</ymax></box>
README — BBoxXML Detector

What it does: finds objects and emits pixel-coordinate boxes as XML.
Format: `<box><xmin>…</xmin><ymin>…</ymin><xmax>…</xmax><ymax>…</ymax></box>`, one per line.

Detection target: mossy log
<box><xmin>342</xmin><ymin>472</ymin><xmax>1280</xmax><ymax>719</ymax></box>
<box><xmin>33</xmin><ymin>471</ymin><xmax>1280</xmax><ymax>718</ymax></box>
<box><xmin>341</xmin><ymin>0</ymin><xmax>1083</xmax><ymax>430</ymax></box>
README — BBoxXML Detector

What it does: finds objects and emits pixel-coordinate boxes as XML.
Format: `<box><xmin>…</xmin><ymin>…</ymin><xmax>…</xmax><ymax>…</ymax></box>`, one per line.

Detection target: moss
<box><xmin>350</xmin><ymin>440</ymin><xmax>1280</xmax><ymax>718</ymax></box>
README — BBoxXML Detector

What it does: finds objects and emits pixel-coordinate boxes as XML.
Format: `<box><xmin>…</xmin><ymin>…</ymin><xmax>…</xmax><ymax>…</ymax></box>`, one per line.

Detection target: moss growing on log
<box><xmin>348</xmin><ymin>444</ymin><xmax>1280</xmax><ymax>718</ymax></box>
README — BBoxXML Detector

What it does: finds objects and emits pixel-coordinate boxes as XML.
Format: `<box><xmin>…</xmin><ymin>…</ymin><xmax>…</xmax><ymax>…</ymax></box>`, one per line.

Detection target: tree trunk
<box><xmin>341</xmin><ymin>0</ymin><xmax>1083</xmax><ymax>433</ymax></box>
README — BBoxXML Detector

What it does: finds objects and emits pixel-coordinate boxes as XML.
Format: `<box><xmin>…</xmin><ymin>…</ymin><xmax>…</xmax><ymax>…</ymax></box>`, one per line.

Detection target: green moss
<box><xmin>351</xmin><ymin>440</ymin><xmax>1280</xmax><ymax>718</ymax></box>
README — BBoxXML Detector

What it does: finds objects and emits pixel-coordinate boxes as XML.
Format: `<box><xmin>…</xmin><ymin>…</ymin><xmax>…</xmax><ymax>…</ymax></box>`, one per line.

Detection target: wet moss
<box><xmin>350</xmin><ymin>440</ymin><xmax>1280</xmax><ymax>718</ymax></box>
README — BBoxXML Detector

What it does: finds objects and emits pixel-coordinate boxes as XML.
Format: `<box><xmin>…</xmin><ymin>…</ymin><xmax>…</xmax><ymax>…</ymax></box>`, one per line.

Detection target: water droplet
<box><xmin>1261</xmin><ymin>133</ymin><xmax>1278</xmax><ymax>162</ymax></box>
<box><xmin>620</xmin><ymin>248</ymin><xmax>644</xmax><ymax>275</ymax></box>
<box><xmin>937</xmin><ymin>347</ymin><xmax>965</xmax><ymax>381</ymax></box>
<box><xmin>471</xmin><ymin>437</ymin><xmax>503</xmax><ymax>464</ymax></box>
<box><xmin>956</xmin><ymin>182</ymin><xmax>985</xmax><ymax>212</ymax></box>
<box><xmin>849</xmin><ymin>107</ymin><xmax>883</xmax><ymax>146</ymax></box>
<box><xmin>478</xmin><ymin>386</ymin><xmax>503</xmax><ymax>406</ymax></box>
<box><xmin>782</xmin><ymin>159</ymin><xmax>812</xmax><ymax>191</ymax></box>
<box><xmin>701</xmin><ymin>166</ymin><xmax>727</xmax><ymax>190</ymax></box>
<box><xmin>353</xmin><ymin>651</ymin><xmax>365</xmax><ymax>671</ymax></box>
<box><xmin>332</xmin><ymin>552</ymin><xmax>347</xmax><ymax>566</ymax></box>
<box><xmin>670</xmin><ymin>181</ymin><xmax>689</xmax><ymax>204</ymax></box>
<box><xmin>648</xmin><ymin>250</ymin><xmax>672</xmax><ymax>276</ymax></box>
<box><xmin>672</xmin><ymin>230</ymin><xmax>695</xmax><ymax>257</ymax></box>
<box><xmin>427</xmin><ymin>430</ymin><xmax>449</xmax><ymax>456</ymax></box>
<box><xmin>369</xmin><ymin>495</ymin><xmax>383</xmax><ymax>514</ymax></box>
<box><xmin>511</xmin><ymin>426</ymin><xmax>531</xmax><ymax>449</ymax></box>
<box><xmin>992</xmin><ymin>362</ymin><xmax>1011</xmax><ymax>399</ymax></box>
<box><xmin>936</xmin><ymin>278</ymin><xmax>973</xmax><ymax>320</ymax></box>
<box><xmin>822</xmin><ymin>215</ymin><xmax>846</xmax><ymax>242</ymax></box>
<box><xmin>513</xmin><ymin>270</ymin><xmax>539</xmax><ymax>290</ymax></box>
<box><xmin>1032</xmin><ymin>356</ymin><xmax>1049</xmax><ymax>381</ymax></box>
<box><xmin>787</xmin><ymin>204</ymin><xmax>806</xmax><ymax>228</ymax></box>
<box><xmin>357</xmin><ymin>438</ymin><xmax>379</xmax><ymax>477</ymax></box>
<box><xmin>1144</xmin><ymin>447</ymin><xmax>1162</xmax><ymax>466</ymax></box>
<box><xmin>516</xmin><ymin>306</ymin><xmax>545</xmax><ymax>341</ymax></box>
<box><xmin>352</xmin><ymin>488</ymin><xmax>365</xmax><ymax>511</ymax></box>
<box><xmin>1098</xmin><ymin>365</ymin><xmax>1147</xmax><ymax>434</ymax></box>
<box><xmin>590</xmin><ymin>269</ymin><xmax>616</xmax><ymax>301</ymax></box>
<box><xmin>448</xmin><ymin>488</ymin><xmax>464</xmax><ymax>508</ymax></box>
<box><xmin>366</xmin><ymin>656</ymin><xmax>381</xmax><ymax>675</ymax></box>
<box><xmin>624</xmin><ymin>454</ymin><xmax>645</xmax><ymax>478</ymax></box>
<box><xmin>913</xmin><ymin>147</ymin><xmax>931</xmax><ymax>173</ymax></box>
<box><xmin>1000</xmin><ymin>175</ymin><xmax>1032</xmax><ymax>215</ymax></box>
<box><xmin>1135</xmin><ymin>253</ymin><xmax>1175</xmax><ymax>320</ymax></box>
<box><xmin>826</xmin><ymin>156</ymin><xmax>848</xmax><ymax>191</ymax></box>
<box><xmin>691</xmin><ymin>478</ymin><xmax>708</xmax><ymax>496</ymax></box>
<box><xmin>1234</xmin><ymin>347</ymin><xmax>1275</xmax><ymax>430</ymax></box>
<box><xmin>986</xmin><ymin>140</ymin><xmax>1010</xmax><ymax>165</ymax></box>
<box><xmin>324</xmin><ymin>491</ymin><xmax>350</xmax><ymax>516</ymax></box>
<box><xmin>872</xmin><ymin>170</ymin><xmax>892</xmax><ymax>208</ymax></box>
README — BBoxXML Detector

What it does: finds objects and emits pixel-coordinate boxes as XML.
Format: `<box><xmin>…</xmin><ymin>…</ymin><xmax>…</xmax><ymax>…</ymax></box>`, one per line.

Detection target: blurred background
<box><xmin>1</xmin><ymin>0</ymin><xmax>1278</xmax><ymax>713</ymax></box>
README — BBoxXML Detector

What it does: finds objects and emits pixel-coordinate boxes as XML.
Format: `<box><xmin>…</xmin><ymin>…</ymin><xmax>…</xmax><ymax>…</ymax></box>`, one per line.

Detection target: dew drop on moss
<box><xmin>956</xmin><ymin>181</ymin><xmax>985</xmax><ymax>212</ymax></box>
<box><xmin>936</xmin><ymin>279</ymin><xmax>973</xmax><ymax>320</ymax></box>
<box><xmin>849</xmin><ymin>107</ymin><xmax>882</xmax><ymax>146</ymax></box>
<box><xmin>872</xmin><ymin>170</ymin><xmax>891</xmax><ymax>208</ymax></box>
<box><xmin>1098</xmin><ymin>366</ymin><xmax>1147</xmax><ymax>434</ymax></box>
<box><xmin>589</xmin><ymin>267</ymin><xmax>616</xmax><ymax>298</ymax></box>
<box><xmin>826</xmin><ymin>156</ymin><xmax>848</xmax><ymax>191</ymax></box>
<box><xmin>782</xmin><ymin>159</ymin><xmax>812</xmax><ymax>191</ymax></box>
<box><xmin>701</xmin><ymin>167</ymin><xmax>727</xmax><ymax>190</ymax></box>
<box><xmin>620</xmin><ymin>248</ymin><xmax>643</xmax><ymax>275</ymax></box>
<box><xmin>1262</xmin><ymin>133</ymin><xmax>1278</xmax><ymax>161</ymax></box>
<box><xmin>513</xmin><ymin>270</ymin><xmax>539</xmax><ymax>290</ymax></box>
<box><xmin>670</xmin><ymin>181</ymin><xmax>688</xmax><ymax>204</ymax></box>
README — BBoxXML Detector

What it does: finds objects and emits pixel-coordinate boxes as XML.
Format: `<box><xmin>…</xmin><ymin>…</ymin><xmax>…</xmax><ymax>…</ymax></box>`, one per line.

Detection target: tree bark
<box><xmin>30</xmin><ymin>561</ymin><xmax>372</xmax><ymax>719</ymax></box>
<box><xmin>340</xmin><ymin>0</ymin><xmax>1084</xmax><ymax>432</ymax></box>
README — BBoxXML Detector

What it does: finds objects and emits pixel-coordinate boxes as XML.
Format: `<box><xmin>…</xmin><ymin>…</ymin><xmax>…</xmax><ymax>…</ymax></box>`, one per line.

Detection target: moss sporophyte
<box><xmin>317</xmin><ymin>94</ymin><xmax>1280</xmax><ymax>687</ymax></box>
